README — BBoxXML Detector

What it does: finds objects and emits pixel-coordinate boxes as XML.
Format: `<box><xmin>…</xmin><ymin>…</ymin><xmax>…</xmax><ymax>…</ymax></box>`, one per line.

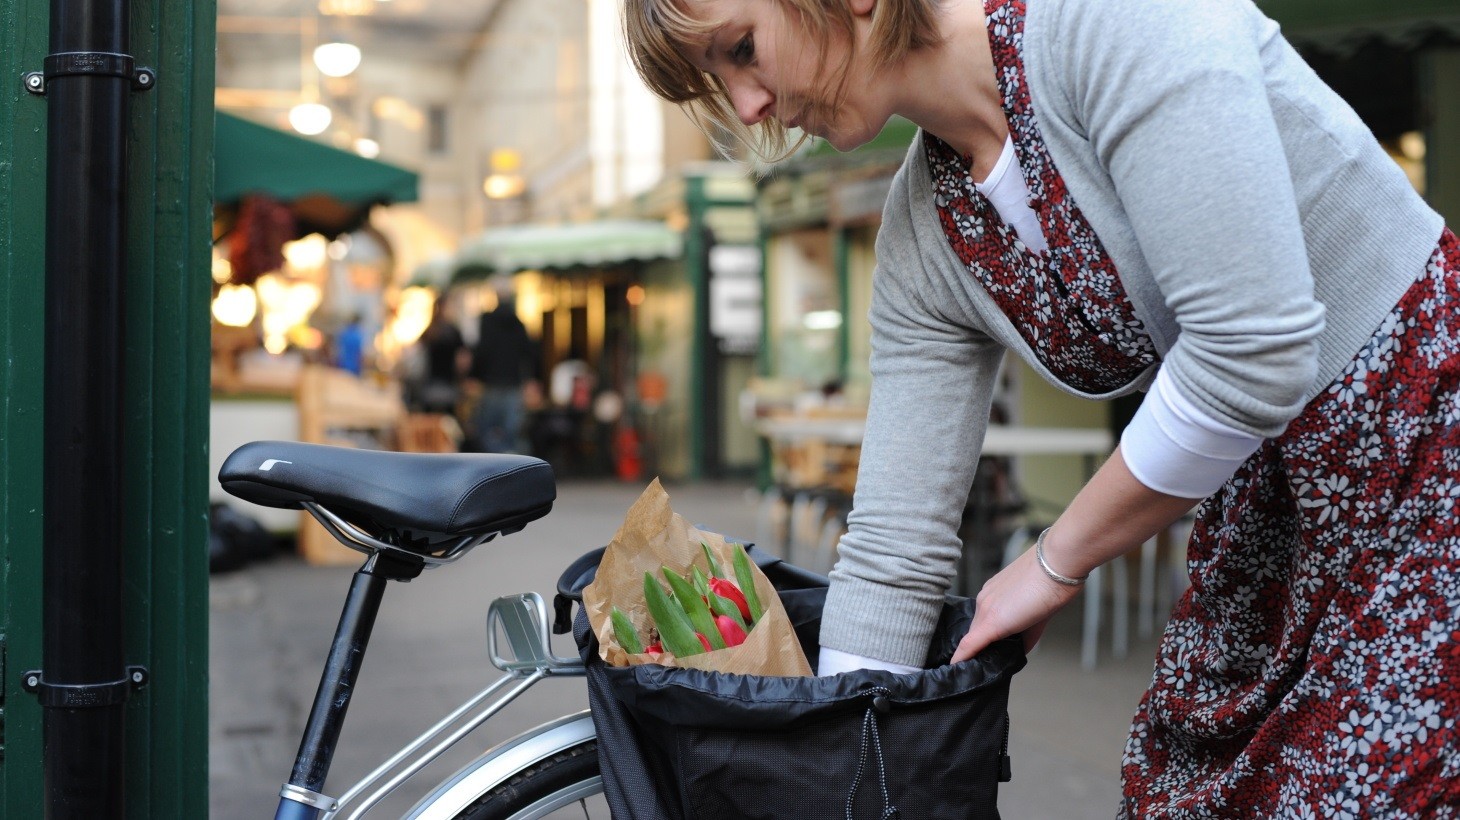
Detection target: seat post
<box><xmin>274</xmin><ymin>550</ymin><xmax>424</xmax><ymax>819</ymax></box>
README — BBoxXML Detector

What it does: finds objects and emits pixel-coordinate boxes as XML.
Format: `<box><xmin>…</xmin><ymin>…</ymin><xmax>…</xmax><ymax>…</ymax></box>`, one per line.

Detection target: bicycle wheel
<box><xmin>453</xmin><ymin>738</ymin><xmax>607</xmax><ymax>820</ymax></box>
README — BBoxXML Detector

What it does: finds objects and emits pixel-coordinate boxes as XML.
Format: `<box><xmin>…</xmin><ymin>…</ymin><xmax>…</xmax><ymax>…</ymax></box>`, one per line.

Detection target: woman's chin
<box><xmin>822</xmin><ymin>132</ymin><xmax>870</xmax><ymax>153</ymax></box>
<box><xmin>819</xmin><ymin>122</ymin><xmax>884</xmax><ymax>153</ymax></box>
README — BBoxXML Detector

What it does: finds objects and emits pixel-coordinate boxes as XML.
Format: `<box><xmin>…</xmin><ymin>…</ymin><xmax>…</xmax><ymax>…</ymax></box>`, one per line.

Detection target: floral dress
<box><xmin>929</xmin><ymin>0</ymin><xmax>1460</xmax><ymax>815</ymax></box>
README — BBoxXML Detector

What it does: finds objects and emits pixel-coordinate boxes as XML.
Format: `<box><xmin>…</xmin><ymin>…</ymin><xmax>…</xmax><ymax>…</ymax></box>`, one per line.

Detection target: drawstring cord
<box><xmin>846</xmin><ymin>687</ymin><xmax>900</xmax><ymax>820</ymax></box>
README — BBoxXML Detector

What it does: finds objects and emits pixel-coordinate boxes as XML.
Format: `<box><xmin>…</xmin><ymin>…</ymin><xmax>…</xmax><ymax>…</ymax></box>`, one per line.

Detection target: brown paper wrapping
<box><xmin>582</xmin><ymin>479</ymin><xmax>813</xmax><ymax>676</ymax></box>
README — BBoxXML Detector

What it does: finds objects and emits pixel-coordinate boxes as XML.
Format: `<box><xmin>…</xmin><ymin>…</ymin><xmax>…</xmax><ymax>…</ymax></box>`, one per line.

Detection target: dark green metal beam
<box><xmin>1</xmin><ymin>0</ymin><xmax>52</xmax><ymax>812</ymax></box>
<box><xmin>0</xmin><ymin>0</ymin><xmax>213</xmax><ymax>812</ymax></box>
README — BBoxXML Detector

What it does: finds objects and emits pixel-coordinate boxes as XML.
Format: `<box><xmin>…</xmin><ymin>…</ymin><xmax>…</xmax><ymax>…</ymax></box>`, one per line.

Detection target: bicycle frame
<box><xmin>276</xmin><ymin>590</ymin><xmax>588</xmax><ymax>820</ymax></box>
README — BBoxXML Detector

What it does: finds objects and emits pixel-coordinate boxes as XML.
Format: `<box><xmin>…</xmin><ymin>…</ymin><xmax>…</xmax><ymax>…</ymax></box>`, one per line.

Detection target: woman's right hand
<box><xmin>952</xmin><ymin>541</ymin><xmax>1083</xmax><ymax>662</ymax></box>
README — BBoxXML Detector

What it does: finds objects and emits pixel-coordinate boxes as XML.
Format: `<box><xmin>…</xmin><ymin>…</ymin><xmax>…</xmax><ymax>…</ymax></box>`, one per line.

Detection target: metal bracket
<box><xmin>279</xmin><ymin>783</ymin><xmax>338</xmax><ymax>812</ymax></box>
<box><xmin>21</xmin><ymin>665</ymin><xmax>148</xmax><ymax>708</ymax></box>
<box><xmin>22</xmin><ymin>52</ymin><xmax>156</xmax><ymax>96</ymax></box>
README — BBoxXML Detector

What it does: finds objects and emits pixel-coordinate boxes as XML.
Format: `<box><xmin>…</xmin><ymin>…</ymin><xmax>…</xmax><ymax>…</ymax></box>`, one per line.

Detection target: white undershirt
<box><xmin>975</xmin><ymin>136</ymin><xmax>1049</xmax><ymax>255</ymax></box>
<box><xmin>818</xmin><ymin>138</ymin><xmax>1262</xmax><ymax>673</ymax></box>
<box><xmin>973</xmin><ymin>136</ymin><xmax>1262</xmax><ymax>498</ymax></box>
<box><xmin>1120</xmin><ymin>366</ymin><xmax>1265</xmax><ymax>499</ymax></box>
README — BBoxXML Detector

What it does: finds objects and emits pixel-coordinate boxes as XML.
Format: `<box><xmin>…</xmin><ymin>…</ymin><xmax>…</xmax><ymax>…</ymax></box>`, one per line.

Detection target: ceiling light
<box><xmin>484</xmin><ymin>174</ymin><xmax>526</xmax><ymax>200</ymax></box>
<box><xmin>318</xmin><ymin>0</ymin><xmax>374</xmax><ymax>15</ymax></box>
<box><xmin>314</xmin><ymin>42</ymin><xmax>362</xmax><ymax>78</ymax></box>
<box><xmin>289</xmin><ymin>102</ymin><xmax>332</xmax><ymax>135</ymax></box>
<box><xmin>354</xmin><ymin>138</ymin><xmax>380</xmax><ymax>158</ymax></box>
<box><xmin>803</xmin><ymin>310</ymin><xmax>843</xmax><ymax>331</ymax></box>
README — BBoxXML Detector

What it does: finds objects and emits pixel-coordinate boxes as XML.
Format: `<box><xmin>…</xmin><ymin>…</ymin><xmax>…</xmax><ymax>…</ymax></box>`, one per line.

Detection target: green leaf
<box><xmin>701</xmin><ymin>541</ymin><xmax>727</xmax><ymax>578</ymax></box>
<box><xmin>663</xmin><ymin>568</ymin><xmax>726</xmax><ymax>650</ymax></box>
<box><xmin>731</xmin><ymin>546</ymin><xmax>765</xmax><ymax>622</ymax></box>
<box><xmin>643</xmin><ymin>572</ymin><xmax>703</xmax><ymax>657</ymax></box>
<box><xmin>610</xmin><ymin>607</ymin><xmax>645</xmax><ymax>654</ymax></box>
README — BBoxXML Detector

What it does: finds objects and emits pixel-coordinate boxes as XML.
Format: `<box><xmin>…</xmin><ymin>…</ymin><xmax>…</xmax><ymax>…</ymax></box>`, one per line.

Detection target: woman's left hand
<box><xmin>951</xmin><ymin>545</ymin><xmax>1084</xmax><ymax>662</ymax></box>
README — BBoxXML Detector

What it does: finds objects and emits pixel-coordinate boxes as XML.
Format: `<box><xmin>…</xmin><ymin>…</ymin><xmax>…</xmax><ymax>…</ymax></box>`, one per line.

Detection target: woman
<box><xmin>624</xmin><ymin>0</ymin><xmax>1457</xmax><ymax>814</ymax></box>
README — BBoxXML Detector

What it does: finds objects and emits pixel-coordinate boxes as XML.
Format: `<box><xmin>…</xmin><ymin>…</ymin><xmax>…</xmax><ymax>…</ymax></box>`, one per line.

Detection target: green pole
<box><xmin>1</xmin><ymin>0</ymin><xmax>51</xmax><ymax>811</ymax></box>
<box><xmin>1423</xmin><ymin>48</ymin><xmax>1460</xmax><ymax>226</ymax></box>
<box><xmin>686</xmin><ymin>175</ymin><xmax>709</xmax><ymax>480</ymax></box>
<box><xmin>0</xmin><ymin>0</ymin><xmax>214</xmax><ymax>813</ymax></box>
<box><xmin>833</xmin><ymin>226</ymin><xmax>851</xmax><ymax>383</ymax></box>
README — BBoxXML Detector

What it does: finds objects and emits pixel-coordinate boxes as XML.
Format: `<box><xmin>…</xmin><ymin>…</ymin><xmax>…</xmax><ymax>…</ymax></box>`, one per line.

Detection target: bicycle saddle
<box><xmin>218</xmin><ymin>440</ymin><xmax>555</xmax><ymax>544</ymax></box>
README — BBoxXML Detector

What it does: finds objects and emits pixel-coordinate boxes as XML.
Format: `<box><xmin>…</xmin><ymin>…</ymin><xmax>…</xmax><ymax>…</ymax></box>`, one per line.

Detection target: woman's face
<box><xmin>677</xmin><ymin>0</ymin><xmax>890</xmax><ymax>152</ymax></box>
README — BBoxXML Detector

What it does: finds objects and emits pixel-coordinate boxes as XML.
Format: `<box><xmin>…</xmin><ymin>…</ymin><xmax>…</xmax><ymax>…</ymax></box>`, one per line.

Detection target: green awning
<box><xmin>1256</xmin><ymin>0</ymin><xmax>1460</xmax><ymax>52</ymax></box>
<box><xmin>452</xmin><ymin>219</ymin><xmax>682</xmax><ymax>280</ymax></box>
<box><xmin>214</xmin><ymin>111</ymin><xmax>418</xmax><ymax>237</ymax></box>
<box><xmin>408</xmin><ymin>255</ymin><xmax>455</xmax><ymax>288</ymax></box>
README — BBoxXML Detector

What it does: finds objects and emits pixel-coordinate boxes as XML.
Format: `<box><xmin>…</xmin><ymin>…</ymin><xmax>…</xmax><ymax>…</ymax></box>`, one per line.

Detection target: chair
<box><xmin>1138</xmin><ymin>514</ymin><xmax>1194</xmax><ymax>639</ymax></box>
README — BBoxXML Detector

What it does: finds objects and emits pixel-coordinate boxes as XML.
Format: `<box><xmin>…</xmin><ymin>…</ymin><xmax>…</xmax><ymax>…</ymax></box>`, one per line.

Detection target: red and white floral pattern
<box><xmin>1121</xmin><ymin>231</ymin><xmax>1460</xmax><ymax>818</ymax></box>
<box><xmin>934</xmin><ymin>0</ymin><xmax>1460</xmax><ymax>815</ymax></box>
<box><xmin>927</xmin><ymin>0</ymin><xmax>1156</xmax><ymax>395</ymax></box>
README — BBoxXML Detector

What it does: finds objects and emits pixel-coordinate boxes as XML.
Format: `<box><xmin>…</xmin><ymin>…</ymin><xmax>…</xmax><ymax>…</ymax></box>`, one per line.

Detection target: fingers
<box><xmin>951</xmin><ymin>625</ymin><xmax>991</xmax><ymax>664</ymax></box>
<box><xmin>949</xmin><ymin>550</ymin><xmax>1083</xmax><ymax>665</ymax></box>
<box><xmin>952</xmin><ymin>617</ymin><xmax>1046</xmax><ymax>664</ymax></box>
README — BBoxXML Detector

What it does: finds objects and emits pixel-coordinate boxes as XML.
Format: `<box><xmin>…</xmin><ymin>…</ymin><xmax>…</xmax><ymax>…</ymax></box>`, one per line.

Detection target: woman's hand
<box><xmin>951</xmin><ymin>544</ymin><xmax>1084</xmax><ymax>662</ymax></box>
<box><xmin>952</xmin><ymin>446</ymin><xmax>1203</xmax><ymax>663</ymax></box>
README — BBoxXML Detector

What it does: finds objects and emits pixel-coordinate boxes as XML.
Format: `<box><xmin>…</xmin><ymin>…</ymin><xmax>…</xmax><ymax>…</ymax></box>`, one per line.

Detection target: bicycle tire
<box><xmin>452</xmin><ymin>738</ymin><xmax>602</xmax><ymax>820</ymax></box>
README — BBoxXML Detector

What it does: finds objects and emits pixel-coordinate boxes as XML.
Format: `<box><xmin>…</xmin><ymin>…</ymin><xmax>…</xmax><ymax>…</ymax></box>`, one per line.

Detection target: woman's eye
<box><xmin>730</xmin><ymin>34</ymin><xmax>755</xmax><ymax>65</ymax></box>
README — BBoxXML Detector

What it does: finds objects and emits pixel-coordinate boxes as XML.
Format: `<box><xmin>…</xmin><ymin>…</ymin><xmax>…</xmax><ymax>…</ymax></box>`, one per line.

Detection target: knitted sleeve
<box><xmin>1049</xmin><ymin>0</ymin><xmax>1326</xmax><ymax>441</ymax></box>
<box><xmin>817</xmin><ymin>164</ymin><xmax>1007</xmax><ymax>668</ymax></box>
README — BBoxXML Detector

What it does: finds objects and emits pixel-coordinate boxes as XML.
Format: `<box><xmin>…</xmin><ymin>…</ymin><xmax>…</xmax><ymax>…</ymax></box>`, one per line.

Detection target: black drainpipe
<box><xmin>19</xmin><ymin>0</ymin><xmax>154</xmax><ymax>813</ymax></box>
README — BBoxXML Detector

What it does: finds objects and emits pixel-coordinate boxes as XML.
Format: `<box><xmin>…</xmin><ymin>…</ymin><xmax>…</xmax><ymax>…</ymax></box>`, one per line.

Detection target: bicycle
<box><xmin>219</xmin><ymin>439</ymin><xmax>608</xmax><ymax>819</ymax></box>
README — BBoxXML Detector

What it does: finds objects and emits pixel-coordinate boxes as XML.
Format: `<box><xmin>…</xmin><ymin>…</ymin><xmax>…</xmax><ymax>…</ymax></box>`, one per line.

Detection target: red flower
<box><xmin>709</xmin><ymin>577</ymin><xmax>752</xmax><ymax>622</ymax></box>
<box><xmin>714</xmin><ymin>615</ymin><xmax>748</xmax><ymax>647</ymax></box>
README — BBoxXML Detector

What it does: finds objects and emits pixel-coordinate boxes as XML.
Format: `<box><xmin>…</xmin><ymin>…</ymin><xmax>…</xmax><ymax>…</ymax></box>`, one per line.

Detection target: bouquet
<box><xmin>582</xmin><ymin>480</ymin><xmax>812</xmax><ymax>676</ymax></box>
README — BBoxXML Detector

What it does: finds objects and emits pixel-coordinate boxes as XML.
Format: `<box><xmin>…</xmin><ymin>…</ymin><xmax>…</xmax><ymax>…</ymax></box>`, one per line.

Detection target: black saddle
<box><xmin>218</xmin><ymin>441</ymin><xmax>555</xmax><ymax>548</ymax></box>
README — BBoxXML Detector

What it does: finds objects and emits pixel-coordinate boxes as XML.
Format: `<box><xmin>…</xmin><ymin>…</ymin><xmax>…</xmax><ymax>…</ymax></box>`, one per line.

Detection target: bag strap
<box><xmin>846</xmin><ymin>686</ymin><xmax>901</xmax><ymax>820</ymax></box>
<box><xmin>553</xmin><ymin>545</ymin><xmax>605</xmax><ymax>633</ymax></box>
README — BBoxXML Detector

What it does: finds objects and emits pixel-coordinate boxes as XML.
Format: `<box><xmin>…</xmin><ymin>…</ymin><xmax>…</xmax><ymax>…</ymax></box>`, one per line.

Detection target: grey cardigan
<box><xmin>820</xmin><ymin>0</ymin><xmax>1446</xmax><ymax>667</ymax></box>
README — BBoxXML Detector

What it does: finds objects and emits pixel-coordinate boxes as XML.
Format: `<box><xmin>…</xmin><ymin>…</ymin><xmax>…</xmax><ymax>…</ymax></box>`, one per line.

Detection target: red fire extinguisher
<box><xmin>614</xmin><ymin>424</ymin><xmax>643</xmax><ymax>481</ymax></box>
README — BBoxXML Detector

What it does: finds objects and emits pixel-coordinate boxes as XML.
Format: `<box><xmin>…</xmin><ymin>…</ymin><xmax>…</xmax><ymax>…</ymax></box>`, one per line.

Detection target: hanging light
<box><xmin>212</xmin><ymin>284</ymin><xmax>258</xmax><ymax>328</ymax></box>
<box><xmin>289</xmin><ymin>102</ymin><xmax>333</xmax><ymax>135</ymax></box>
<box><xmin>313</xmin><ymin>42</ymin><xmax>362</xmax><ymax>78</ymax></box>
<box><xmin>353</xmin><ymin>137</ymin><xmax>380</xmax><ymax>158</ymax></box>
<box><xmin>283</xmin><ymin>234</ymin><xmax>329</xmax><ymax>271</ymax></box>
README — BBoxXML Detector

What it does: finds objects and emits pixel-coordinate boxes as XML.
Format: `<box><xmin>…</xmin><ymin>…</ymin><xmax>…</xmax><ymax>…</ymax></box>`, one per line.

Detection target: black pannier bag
<box><xmin>554</xmin><ymin>543</ymin><xmax>1026</xmax><ymax>820</ymax></box>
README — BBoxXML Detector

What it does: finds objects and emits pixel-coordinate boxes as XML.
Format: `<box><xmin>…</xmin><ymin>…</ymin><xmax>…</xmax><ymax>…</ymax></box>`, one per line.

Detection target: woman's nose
<box><xmin>727</xmin><ymin>77</ymin><xmax>774</xmax><ymax>126</ymax></box>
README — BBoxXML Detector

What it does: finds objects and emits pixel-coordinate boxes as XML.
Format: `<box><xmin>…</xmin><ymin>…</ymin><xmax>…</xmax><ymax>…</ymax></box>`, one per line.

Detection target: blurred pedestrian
<box><xmin>468</xmin><ymin>281</ymin><xmax>537</xmax><ymax>454</ymax></box>
<box><xmin>409</xmin><ymin>295</ymin><xmax>468</xmax><ymax>416</ymax></box>
<box><xmin>334</xmin><ymin>313</ymin><xmax>366</xmax><ymax>377</ymax></box>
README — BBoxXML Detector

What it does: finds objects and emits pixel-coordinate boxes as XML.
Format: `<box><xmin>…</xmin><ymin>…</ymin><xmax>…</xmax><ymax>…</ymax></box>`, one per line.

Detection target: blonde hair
<box><xmin>623</xmin><ymin>0</ymin><xmax>941</xmax><ymax>161</ymax></box>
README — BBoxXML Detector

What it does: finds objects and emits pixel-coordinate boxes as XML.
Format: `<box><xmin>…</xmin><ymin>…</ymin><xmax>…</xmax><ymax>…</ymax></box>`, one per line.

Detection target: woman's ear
<box><xmin>849</xmin><ymin>0</ymin><xmax>875</xmax><ymax>17</ymax></box>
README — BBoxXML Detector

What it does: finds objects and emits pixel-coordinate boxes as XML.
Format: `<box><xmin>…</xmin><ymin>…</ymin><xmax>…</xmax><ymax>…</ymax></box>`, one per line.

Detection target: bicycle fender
<box><xmin>403</xmin><ymin>710</ymin><xmax>595</xmax><ymax>820</ymax></box>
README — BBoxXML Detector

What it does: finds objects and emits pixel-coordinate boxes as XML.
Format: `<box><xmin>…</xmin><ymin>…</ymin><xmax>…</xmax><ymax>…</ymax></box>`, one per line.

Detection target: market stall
<box><xmin>210</xmin><ymin>111</ymin><xmax>428</xmax><ymax>562</ymax></box>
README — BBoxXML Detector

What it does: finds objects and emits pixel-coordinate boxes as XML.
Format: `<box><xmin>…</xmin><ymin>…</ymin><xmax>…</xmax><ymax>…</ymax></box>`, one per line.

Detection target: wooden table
<box><xmin>753</xmin><ymin>416</ymin><xmax>1111</xmax><ymax>457</ymax></box>
<box><xmin>754</xmin><ymin>417</ymin><xmax>1128</xmax><ymax>668</ymax></box>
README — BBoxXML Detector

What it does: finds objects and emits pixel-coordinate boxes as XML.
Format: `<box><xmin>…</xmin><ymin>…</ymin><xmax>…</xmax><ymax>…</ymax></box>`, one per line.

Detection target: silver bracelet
<box><xmin>1034</xmin><ymin>527</ymin><xmax>1087</xmax><ymax>587</ymax></box>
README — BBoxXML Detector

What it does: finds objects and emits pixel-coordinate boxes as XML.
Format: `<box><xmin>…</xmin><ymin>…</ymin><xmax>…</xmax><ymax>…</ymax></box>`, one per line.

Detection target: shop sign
<box><xmin>709</xmin><ymin>244</ymin><xmax>762</xmax><ymax>354</ymax></box>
